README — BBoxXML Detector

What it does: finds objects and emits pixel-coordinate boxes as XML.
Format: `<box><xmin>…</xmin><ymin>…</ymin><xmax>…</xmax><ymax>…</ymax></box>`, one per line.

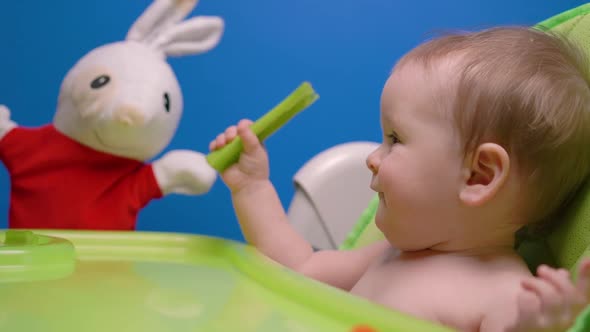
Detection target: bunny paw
<box><xmin>0</xmin><ymin>105</ymin><xmax>17</xmax><ymax>140</ymax></box>
<box><xmin>152</xmin><ymin>149</ymin><xmax>217</xmax><ymax>195</ymax></box>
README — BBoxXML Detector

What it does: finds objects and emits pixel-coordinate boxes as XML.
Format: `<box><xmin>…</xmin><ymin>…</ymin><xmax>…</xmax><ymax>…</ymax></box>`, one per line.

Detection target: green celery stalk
<box><xmin>206</xmin><ymin>82</ymin><xmax>319</xmax><ymax>172</ymax></box>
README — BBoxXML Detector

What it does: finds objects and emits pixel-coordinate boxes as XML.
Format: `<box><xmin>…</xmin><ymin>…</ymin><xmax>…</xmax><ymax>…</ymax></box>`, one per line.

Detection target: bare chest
<box><xmin>349</xmin><ymin>253</ymin><xmax>517</xmax><ymax>331</ymax></box>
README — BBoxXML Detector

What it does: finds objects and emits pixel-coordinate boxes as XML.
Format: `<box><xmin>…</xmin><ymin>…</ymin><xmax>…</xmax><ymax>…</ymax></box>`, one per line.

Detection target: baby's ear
<box><xmin>459</xmin><ymin>143</ymin><xmax>510</xmax><ymax>206</ymax></box>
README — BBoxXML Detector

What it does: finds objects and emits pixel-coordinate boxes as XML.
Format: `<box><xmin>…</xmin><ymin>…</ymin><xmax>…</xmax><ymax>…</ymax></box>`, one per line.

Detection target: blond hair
<box><xmin>399</xmin><ymin>27</ymin><xmax>590</xmax><ymax>224</ymax></box>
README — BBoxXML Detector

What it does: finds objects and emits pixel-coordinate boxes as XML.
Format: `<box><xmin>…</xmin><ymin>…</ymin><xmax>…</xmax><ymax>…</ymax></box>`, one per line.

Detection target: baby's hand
<box><xmin>509</xmin><ymin>259</ymin><xmax>590</xmax><ymax>332</ymax></box>
<box><xmin>209</xmin><ymin>119</ymin><xmax>270</xmax><ymax>193</ymax></box>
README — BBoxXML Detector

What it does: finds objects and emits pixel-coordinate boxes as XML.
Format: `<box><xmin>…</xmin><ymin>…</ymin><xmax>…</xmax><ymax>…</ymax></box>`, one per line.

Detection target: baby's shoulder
<box><xmin>423</xmin><ymin>253</ymin><xmax>530</xmax><ymax>329</ymax></box>
<box><xmin>436</xmin><ymin>253</ymin><xmax>529</xmax><ymax>300</ymax></box>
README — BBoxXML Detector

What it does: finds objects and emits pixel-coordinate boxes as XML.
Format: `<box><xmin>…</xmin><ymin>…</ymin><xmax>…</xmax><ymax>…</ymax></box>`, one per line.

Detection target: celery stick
<box><xmin>206</xmin><ymin>82</ymin><xmax>319</xmax><ymax>172</ymax></box>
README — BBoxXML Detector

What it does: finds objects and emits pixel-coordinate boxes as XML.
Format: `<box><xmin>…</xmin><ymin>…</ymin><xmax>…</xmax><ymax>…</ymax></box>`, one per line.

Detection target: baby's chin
<box><xmin>380</xmin><ymin>229</ymin><xmax>428</xmax><ymax>252</ymax></box>
<box><xmin>379</xmin><ymin>225</ymin><xmax>442</xmax><ymax>252</ymax></box>
<box><xmin>386</xmin><ymin>239</ymin><xmax>432</xmax><ymax>252</ymax></box>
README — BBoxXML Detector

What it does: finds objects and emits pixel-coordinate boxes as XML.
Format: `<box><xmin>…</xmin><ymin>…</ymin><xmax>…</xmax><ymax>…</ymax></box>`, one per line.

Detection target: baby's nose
<box><xmin>114</xmin><ymin>104</ymin><xmax>146</xmax><ymax>126</ymax></box>
<box><xmin>366</xmin><ymin>149</ymin><xmax>380</xmax><ymax>174</ymax></box>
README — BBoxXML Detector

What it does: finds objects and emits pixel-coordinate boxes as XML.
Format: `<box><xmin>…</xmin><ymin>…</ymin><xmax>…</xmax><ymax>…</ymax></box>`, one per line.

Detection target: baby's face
<box><xmin>366</xmin><ymin>62</ymin><xmax>467</xmax><ymax>250</ymax></box>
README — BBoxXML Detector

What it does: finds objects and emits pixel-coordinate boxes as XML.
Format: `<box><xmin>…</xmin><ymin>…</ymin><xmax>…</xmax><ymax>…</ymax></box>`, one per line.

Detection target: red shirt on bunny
<box><xmin>0</xmin><ymin>125</ymin><xmax>162</xmax><ymax>230</ymax></box>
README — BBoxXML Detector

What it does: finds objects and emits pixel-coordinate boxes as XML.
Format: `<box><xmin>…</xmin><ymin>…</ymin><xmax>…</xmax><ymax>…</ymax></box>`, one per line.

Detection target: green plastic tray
<box><xmin>0</xmin><ymin>230</ymin><xmax>452</xmax><ymax>332</ymax></box>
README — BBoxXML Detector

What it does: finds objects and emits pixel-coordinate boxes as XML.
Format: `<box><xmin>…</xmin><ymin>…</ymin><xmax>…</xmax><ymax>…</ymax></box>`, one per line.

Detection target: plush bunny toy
<box><xmin>0</xmin><ymin>0</ymin><xmax>222</xmax><ymax>230</ymax></box>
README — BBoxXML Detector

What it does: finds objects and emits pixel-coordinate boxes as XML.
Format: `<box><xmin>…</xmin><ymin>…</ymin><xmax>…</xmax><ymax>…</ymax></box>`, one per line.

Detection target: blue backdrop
<box><xmin>0</xmin><ymin>1</ymin><xmax>585</xmax><ymax>241</ymax></box>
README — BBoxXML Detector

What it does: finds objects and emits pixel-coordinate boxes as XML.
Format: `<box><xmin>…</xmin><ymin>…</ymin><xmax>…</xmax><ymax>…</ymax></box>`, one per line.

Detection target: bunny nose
<box><xmin>114</xmin><ymin>104</ymin><xmax>146</xmax><ymax>126</ymax></box>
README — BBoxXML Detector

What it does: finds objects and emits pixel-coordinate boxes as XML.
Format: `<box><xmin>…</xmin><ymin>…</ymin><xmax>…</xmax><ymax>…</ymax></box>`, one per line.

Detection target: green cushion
<box><xmin>535</xmin><ymin>5</ymin><xmax>590</xmax><ymax>277</ymax></box>
<box><xmin>546</xmin><ymin>180</ymin><xmax>590</xmax><ymax>276</ymax></box>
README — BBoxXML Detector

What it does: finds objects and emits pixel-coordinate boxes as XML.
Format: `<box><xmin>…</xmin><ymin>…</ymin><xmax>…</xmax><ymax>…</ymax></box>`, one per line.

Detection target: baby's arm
<box><xmin>211</xmin><ymin>120</ymin><xmax>390</xmax><ymax>290</ymax></box>
<box><xmin>483</xmin><ymin>259</ymin><xmax>590</xmax><ymax>332</ymax></box>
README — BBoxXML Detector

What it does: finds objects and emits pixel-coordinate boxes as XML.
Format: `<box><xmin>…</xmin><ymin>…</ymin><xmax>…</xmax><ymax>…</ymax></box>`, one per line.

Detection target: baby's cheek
<box><xmin>378</xmin><ymin>172</ymin><xmax>415</xmax><ymax>216</ymax></box>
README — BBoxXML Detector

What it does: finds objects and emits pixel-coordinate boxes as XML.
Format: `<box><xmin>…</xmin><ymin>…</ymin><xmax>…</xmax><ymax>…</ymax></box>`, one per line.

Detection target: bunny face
<box><xmin>54</xmin><ymin>41</ymin><xmax>182</xmax><ymax>161</ymax></box>
<box><xmin>54</xmin><ymin>0</ymin><xmax>224</xmax><ymax>161</ymax></box>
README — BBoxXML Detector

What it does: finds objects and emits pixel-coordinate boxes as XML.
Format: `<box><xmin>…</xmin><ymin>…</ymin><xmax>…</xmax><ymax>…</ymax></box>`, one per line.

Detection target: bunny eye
<box><xmin>163</xmin><ymin>92</ymin><xmax>171</xmax><ymax>113</ymax></box>
<box><xmin>90</xmin><ymin>75</ymin><xmax>110</xmax><ymax>89</ymax></box>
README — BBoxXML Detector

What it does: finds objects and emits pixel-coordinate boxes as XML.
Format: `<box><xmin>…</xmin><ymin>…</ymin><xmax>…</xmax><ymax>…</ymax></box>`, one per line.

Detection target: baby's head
<box><xmin>367</xmin><ymin>27</ymin><xmax>590</xmax><ymax>251</ymax></box>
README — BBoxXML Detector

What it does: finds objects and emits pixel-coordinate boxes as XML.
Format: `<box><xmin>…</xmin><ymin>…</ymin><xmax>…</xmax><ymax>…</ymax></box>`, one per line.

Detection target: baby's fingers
<box><xmin>236</xmin><ymin>119</ymin><xmax>260</xmax><ymax>153</ymax></box>
<box><xmin>537</xmin><ymin>266</ymin><xmax>578</xmax><ymax>302</ymax></box>
<box><xmin>224</xmin><ymin>125</ymin><xmax>238</xmax><ymax>142</ymax></box>
<box><xmin>522</xmin><ymin>275</ymin><xmax>563</xmax><ymax>311</ymax></box>
<box><xmin>516</xmin><ymin>288</ymin><xmax>542</xmax><ymax>320</ymax></box>
<box><xmin>209</xmin><ymin>132</ymin><xmax>227</xmax><ymax>151</ymax></box>
<box><xmin>209</xmin><ymin>125</ymin><xmax>238</xmax><ymax>151</ymax></box>
<box><xmin>509</xmin><ymin>289</ymin><xmax>545</xmax><ymax>332</ymax></box>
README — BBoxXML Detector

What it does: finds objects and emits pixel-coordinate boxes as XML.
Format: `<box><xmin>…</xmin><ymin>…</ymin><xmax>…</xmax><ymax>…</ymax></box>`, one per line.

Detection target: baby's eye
<box><xmin>163</xmin><ymin>92</ymin><xmax>171</xmax><ymax>113</ymax></box>
<box><xmin>386</xmin><ymin>132</ymin><xmax>401</xmax><ymax>145</ymax></box>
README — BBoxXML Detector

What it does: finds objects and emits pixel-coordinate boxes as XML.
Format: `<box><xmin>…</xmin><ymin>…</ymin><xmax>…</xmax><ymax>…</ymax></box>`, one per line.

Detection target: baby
<box><xmin>211</xmin><ymin>27</ymin><xmax>590</xmax><ymax>331</ymax></box>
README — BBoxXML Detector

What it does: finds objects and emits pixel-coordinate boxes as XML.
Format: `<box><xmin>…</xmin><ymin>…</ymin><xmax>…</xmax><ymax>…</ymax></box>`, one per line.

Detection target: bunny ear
<box><xmin>152</xmin><ymin>16</ymin><xmax>224</xmax><ymax>56</ymax></box>
<box><xmin>126</xmin><ymin>0</ymin><xmax>198</xmax><ymax>43</ymax></box>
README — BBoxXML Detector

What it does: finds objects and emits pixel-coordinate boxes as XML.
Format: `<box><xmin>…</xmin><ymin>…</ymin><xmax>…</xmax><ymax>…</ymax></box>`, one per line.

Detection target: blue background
<box><xmin>0</xmin><ymin>1</ymin><xmax>585</xmax><ymax>241</ymax></box>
